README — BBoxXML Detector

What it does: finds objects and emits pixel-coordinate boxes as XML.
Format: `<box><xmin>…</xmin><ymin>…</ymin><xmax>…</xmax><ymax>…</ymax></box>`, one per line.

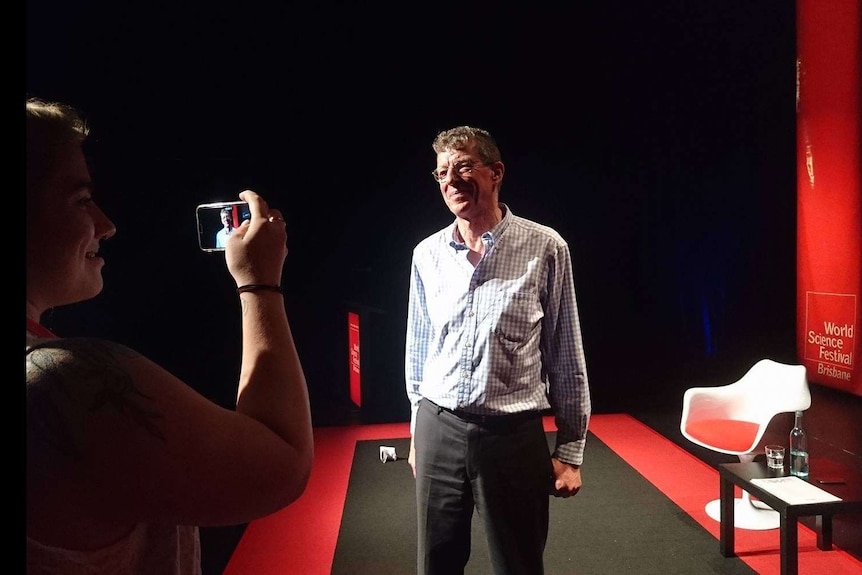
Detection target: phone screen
<box><xmin>195</xmin><ymin>201</ymin><xmax>251</xmax><ymax>251</ymax></box>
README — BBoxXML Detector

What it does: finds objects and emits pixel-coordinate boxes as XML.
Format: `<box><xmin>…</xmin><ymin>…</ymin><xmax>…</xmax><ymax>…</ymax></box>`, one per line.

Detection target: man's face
<box><xmin>221</xmin><ymin>211</ymin><xmax>232</xmax><ymax>227</ymax></box>
<box><xmin>435</xmin><ymin>144</ymin><xmax>500</xmax><ymax>220</ymax></box>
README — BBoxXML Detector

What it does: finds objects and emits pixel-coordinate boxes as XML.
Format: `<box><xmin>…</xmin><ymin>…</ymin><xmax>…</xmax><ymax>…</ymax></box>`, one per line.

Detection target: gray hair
<box><xmin>431</xmin><ymin>126</ymin><xmax>502</xmax><ymax>165</ymax></box>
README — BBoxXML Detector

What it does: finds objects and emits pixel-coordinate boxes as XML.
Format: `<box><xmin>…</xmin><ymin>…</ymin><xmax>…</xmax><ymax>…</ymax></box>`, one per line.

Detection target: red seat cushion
<box><xmin>684</xmin><ymin>419</ymin><xmax>761</xmax><ymax>452</ymax></box>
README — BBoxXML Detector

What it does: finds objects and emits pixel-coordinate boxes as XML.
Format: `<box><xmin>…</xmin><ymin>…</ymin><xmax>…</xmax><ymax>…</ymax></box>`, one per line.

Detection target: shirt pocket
<box><xmin>493</xmin><ymin>290</ymin><xmax>543</xmax><ymax>354</ymax></box>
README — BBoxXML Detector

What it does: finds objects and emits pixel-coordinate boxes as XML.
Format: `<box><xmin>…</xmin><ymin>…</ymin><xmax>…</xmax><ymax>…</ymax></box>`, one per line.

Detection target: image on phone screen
<box><xmin>196</xmin><ymin>201</ymin><xmax>251</xmax><ymax>252</ymax></box>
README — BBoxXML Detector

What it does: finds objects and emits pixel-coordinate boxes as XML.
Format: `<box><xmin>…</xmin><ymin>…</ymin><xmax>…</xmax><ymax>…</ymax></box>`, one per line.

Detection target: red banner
<box><xmin>348</xmin><ymin>311</ymin><xmax>361</xmax><ymax>407</ymax></box>
<box><xmin>796</xmin><ymin>0</ymin><xmax>862</xmax><ymax>396</ymax></box>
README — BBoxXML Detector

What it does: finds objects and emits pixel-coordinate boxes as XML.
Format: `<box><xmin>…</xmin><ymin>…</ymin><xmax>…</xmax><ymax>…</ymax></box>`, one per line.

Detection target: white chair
<box><xmin>680</xmin><ymin>358</ymin><xmax>810</xmax><ymax>530</ymax></box>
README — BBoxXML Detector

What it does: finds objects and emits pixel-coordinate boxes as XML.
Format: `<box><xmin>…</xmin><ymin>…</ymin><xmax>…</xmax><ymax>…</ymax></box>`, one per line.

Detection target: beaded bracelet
<box><xmin>236</xmin><ymin>284</ymin><xmax>283</xmax><ymax>295</ymax></box>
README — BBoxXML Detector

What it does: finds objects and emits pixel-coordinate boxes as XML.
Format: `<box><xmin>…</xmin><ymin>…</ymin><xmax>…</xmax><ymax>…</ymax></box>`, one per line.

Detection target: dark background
<box><xmin>27</xmin><ymin>1</ymin><xmax>798</xmax><ymax>424</ymax></box>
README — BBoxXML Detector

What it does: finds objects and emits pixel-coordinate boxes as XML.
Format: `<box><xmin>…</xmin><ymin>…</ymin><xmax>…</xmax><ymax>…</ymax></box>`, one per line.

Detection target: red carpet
<box><xmin>223</xmin><ymin>414</ymin><xmax>862</xmax><ymax>575</ymax></box>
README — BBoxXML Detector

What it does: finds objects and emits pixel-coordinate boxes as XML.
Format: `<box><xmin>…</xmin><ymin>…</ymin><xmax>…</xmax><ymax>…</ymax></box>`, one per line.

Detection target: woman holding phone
<box><xmin>25</xmin><ymin>97</ymin><xmax>314</xmax><ymax>575</ymax></box>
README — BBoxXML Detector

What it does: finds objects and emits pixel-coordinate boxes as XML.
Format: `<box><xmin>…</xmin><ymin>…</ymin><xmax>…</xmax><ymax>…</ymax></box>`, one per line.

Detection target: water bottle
<box><xmin>789</xmin><ymin>410</ymin><xmax>809</xmax><ymax>477</ymax></box>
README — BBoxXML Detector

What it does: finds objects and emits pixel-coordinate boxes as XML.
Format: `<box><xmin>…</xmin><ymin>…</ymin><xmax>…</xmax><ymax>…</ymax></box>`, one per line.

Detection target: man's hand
<box><xmin>551</xmin><ymin>458</ymin><xmax>583</xmax><ymax>498</ymax></box>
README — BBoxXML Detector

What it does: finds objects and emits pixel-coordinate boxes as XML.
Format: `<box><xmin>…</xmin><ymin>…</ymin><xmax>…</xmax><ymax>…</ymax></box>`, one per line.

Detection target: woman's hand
<box><xmin>226</xmin><ymin>189</ymin><xmax>288</xmax><ymax>287</ymax></box>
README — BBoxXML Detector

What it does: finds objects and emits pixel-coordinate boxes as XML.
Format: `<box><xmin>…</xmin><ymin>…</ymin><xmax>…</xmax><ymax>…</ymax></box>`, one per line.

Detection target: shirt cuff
<box><xmin>553</xmin><ymin>438</ymin><xmax>586</xmax><ymax>466</ymax></box>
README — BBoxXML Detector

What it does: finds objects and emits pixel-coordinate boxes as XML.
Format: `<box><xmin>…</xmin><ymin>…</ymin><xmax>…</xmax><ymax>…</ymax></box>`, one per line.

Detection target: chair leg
<box><xmin>704</xmin><ymin>489</ymin><xmax>780</xmax><ymax>530</ymax></box>
<box><xmin>743</xmin><ymin>487</ymin><xmax>773</xmax><ymax>511</ymax></box>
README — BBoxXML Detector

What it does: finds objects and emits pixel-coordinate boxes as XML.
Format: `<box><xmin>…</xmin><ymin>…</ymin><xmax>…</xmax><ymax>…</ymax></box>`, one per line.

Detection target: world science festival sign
<box><xmin>796</xmin><ymin>0</ymin><xmax>861</xmax><ymax>397</ymax></box>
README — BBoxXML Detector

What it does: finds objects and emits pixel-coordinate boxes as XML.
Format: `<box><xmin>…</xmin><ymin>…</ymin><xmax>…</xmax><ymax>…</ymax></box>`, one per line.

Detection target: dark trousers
<box><xmin>414</xmin><ymin>399</ymin><xmax>552</xmax><ymax>575</ymax></box>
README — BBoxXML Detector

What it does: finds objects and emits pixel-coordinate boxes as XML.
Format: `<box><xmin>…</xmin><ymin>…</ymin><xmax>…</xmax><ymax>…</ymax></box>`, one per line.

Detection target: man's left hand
<box><xmin>550</xmin><ymin>458</ymin><xmax>582</xmax><ymax>498</ymax></box>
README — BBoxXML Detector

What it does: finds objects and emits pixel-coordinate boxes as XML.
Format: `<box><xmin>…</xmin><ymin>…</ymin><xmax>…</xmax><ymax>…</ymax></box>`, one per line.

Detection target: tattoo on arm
<box><xmin>26</xmin><ymin>339</ymin><xmax>165</xmax><ymax>460</ymax></box>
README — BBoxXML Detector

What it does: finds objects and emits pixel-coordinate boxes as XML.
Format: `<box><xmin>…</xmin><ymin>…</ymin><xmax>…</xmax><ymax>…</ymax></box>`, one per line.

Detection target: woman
<box><xmin>26</xmin><ymin>97</ymin><xmax>314</xmax><ymax>574</ymax></box>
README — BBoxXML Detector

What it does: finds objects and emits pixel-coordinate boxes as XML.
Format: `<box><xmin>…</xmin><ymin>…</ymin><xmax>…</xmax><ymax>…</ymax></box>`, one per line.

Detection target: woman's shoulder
<box><xmin>27</xmin><ymin>337</ymin><xmax>143</xmax><ymax>388</ymax></box>
<box><xmin>26</xmin><ymin>337</ymin><xmax>150</xmax><ymax>440</ymax></box>
<box><xmin>27</xmin><ymin>334</ymin><xmax>134</xmax><ymax>351</ymax></box>
<box><xmin>26</xmin><ymin>335</ymin><xmax>176</xmax><ymax>499</ymax></box>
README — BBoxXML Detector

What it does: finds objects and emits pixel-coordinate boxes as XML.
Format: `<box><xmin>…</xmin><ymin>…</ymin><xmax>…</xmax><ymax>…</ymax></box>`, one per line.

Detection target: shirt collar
<box><xmin>447</xmin><ymin>203</ymin><xmax>512</xmax><ymax>251</ymax></box>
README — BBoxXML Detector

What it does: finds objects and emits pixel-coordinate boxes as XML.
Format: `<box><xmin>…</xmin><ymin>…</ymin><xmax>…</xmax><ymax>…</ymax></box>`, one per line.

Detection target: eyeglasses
<box><xmin>431</xmin><ymin>160</ymin><xmax>488</xmax><ymax>183</ymax></box>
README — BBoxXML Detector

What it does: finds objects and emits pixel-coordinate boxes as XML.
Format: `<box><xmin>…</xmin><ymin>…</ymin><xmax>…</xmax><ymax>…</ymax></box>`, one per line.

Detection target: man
<box><xmin>405</xmin><ymin>126</ymin><xmax>591</xmax><ymax>575</ymax></box>
<box><xmin>215</xmin><ymin>206</ymin><xmax>235</xmax><ymax>248</ymax></box>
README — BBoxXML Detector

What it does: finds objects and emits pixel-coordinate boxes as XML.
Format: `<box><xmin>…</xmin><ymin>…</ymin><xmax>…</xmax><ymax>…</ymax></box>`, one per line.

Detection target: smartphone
<box><xmin>195</xmin><ymin>201</ymin><xmax>251</xmax><ymax>251</ymax></box>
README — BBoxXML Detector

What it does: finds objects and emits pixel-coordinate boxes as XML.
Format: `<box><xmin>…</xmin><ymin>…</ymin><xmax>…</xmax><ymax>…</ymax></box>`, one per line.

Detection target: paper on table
<box><xmin>750</xmin><ymin>476</ymin><xmax>842</xmax><ymax>505</ymax></box>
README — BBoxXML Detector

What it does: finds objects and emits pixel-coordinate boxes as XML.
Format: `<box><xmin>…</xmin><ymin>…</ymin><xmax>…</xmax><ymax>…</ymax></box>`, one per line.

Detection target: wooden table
<box><xmin>718</xmin><ymin>461</ymin><xmax>862</xmax><ymax>575</ymax></box>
